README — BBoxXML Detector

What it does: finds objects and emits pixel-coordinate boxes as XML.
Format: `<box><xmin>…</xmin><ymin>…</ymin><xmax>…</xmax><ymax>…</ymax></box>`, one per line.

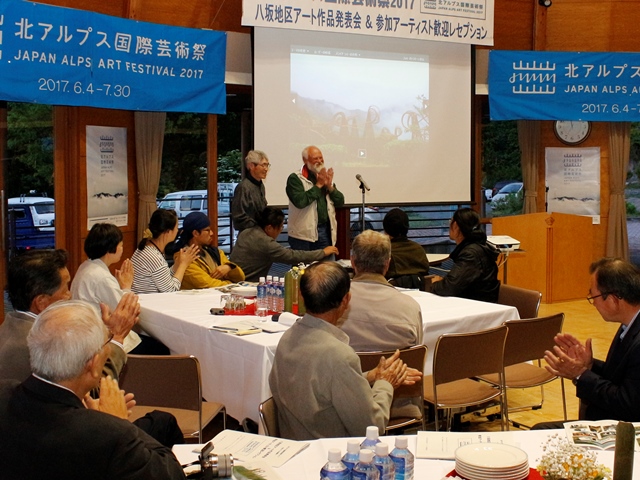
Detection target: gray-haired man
<box><xmin>231</xmin><ymin>149</ymin><xmax>270</xmax><ymax>232</ymax></box>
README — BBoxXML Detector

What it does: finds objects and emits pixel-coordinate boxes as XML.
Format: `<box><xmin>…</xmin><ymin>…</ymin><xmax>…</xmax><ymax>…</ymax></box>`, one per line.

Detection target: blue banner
<box><xmin>0</xmin><ymin>1</ymin><xmax>226</xmax><ymax>114</ymax></box>
<box><xmin>489</xmin><ymin>50</ymin><xmax>640</xmax><ymax>121</ymax></box>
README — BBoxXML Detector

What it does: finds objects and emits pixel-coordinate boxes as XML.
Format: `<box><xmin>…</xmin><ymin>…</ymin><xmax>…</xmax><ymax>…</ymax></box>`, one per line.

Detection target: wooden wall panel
<box><xmin>545</xmin><ymin>3</ymin><xmax>613</xmax><ymax>52</ymax></box>
<box><xmin>493</xmin><ymin>0</ymin><xmax>535</xmax><ymax>50</ymax></box>
<box><xmin>40</xmin><ymin>0</ymin><xmax>128</xmax><ymax>17</ymax></box>
<box><xmin>127</xmin><ymin>0</ymin><xmax>249</xmax><ymax>32</ymax></box>
<box><xmin>55</xmin><ymin>106</ymin><xmax>136</xmax><ymax>276</ymax></box>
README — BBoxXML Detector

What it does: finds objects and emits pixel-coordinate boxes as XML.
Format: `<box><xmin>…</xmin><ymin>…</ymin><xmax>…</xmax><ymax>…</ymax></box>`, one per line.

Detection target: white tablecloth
<box><xmin>138</xmin><ymin>290</ymin><xmax>518</xmax><ymax>422</ymax></box>
<box><xmin>173</xmin><ymin>429</ymin><xmax>635</xmax><ymax>479</ymax></box>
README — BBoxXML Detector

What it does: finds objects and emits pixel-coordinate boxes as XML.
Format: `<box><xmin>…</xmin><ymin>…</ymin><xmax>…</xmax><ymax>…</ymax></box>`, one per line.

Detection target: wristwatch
<box><xmin>572</xmin><ymin>374</ymin><xmax>582</xmax><ymax>386</ymax></box>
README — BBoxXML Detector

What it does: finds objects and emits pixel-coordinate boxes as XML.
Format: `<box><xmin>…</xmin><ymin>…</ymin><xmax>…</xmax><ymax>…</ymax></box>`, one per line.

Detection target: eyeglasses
<box><xmin>586</xmin><ymin>292</ymin><xmax>611</xmax><ymax>305</ymax></box>
<box><xmin>256</xmin><ymin>162</ymin><xmax>271</xmax><ymax>169</ymax></box>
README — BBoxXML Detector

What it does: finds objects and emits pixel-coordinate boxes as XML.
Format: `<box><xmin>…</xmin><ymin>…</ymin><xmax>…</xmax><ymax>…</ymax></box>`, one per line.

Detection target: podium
<box><xmin>492</xmin><ymin>212</ymin><xmax>593</xmax><ymax>303</ymax></box>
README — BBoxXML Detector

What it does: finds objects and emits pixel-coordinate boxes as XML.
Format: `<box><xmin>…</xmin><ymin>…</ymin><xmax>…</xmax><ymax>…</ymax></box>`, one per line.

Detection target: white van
<box><xmin>157</xmin><ymin>184</ymin><xmax>237</xmax><ymax>225</ymax></box>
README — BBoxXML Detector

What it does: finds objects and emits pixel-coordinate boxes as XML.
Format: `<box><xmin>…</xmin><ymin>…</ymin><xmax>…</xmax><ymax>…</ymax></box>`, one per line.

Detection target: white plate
<box><xmin>455</xmin><ymin>444</ymin><xmax>528</xmax><ymax>469</ymax></box>
<box><xmin>456</xmin><ymin>463</ymin><xmax>529</xmax><ymax>480</ymax></box>
<box><xmin>229</xmin><ymin>285</ymin><xmax>258</xmax><ymax>297</ymax></box>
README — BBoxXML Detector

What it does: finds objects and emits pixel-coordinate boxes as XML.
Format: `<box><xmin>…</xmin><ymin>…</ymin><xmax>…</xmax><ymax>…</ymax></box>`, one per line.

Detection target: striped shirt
<box><xmin>131</xmin><ymin>243</ymin><xmax>181</xmax><ymax>294</ymax></box>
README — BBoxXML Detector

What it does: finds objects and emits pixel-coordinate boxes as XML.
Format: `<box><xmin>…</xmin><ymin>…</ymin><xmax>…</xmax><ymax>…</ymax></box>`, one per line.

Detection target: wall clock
<box><xmin>553</xmin><ymin>120</ymin><xmax>591</xmax><ymax>145</ymax></box>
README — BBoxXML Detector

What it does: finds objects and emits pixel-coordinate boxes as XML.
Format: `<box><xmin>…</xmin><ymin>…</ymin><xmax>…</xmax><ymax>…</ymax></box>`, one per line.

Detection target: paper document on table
<box><xmin>564</xmin><ymin>420</ymin><xmax>640</xmax><ymax>451</ymax></box>
<box><xmin>210</xmin><ymin>320</ymin><xmax>261</xmax><ymax>335</ymax></box>
<box><xmin>416</xmin><ymin>431</ymin><xmax>516</xmax><ymax>460</ymax></box>
<box><xmin>209</xmin><ymin>429</ymin><xmax>309</xmax><ymax>467</ymax></box>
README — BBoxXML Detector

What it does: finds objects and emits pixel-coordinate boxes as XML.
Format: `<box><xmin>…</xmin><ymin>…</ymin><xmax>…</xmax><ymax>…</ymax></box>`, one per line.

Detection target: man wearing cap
<box><xmin>174</xmin><ymin>212</ymin><xmax>245</xmax><ymax>289</ymax></box>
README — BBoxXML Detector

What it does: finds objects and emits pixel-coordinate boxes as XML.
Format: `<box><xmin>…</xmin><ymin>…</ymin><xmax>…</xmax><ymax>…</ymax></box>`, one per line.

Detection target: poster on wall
<box><xmin>86</xmin><ymin>126</ymin><xmax>128</xmax><ymax>229</ymax></box>
<box><xmin>545</xmin><ymin>147</ymin><xmax>600</xmax><ymax>224</ymax></box>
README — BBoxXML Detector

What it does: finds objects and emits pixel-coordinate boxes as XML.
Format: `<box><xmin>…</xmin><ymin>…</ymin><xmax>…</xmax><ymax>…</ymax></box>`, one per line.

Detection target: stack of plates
<box><xmin>454</xmin><ymin>443</ymin><xmax>529</xmax><ymax>480</ymax></box>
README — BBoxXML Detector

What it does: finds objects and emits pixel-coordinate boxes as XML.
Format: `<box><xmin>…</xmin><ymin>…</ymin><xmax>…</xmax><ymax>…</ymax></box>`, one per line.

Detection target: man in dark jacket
<box><xmin>0</xmin><ymin>300</ymin><xmax>186</xmax><ymax>480</ymax></box>
<box><xmin>544</xmin><ymin>258</ymin><xmax>640</xmax><ymax>421</ymax></box>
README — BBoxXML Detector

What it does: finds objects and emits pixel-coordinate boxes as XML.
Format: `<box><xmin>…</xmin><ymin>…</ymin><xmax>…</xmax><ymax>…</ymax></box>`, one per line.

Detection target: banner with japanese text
<box><xmin>545</xmin><ymin>147</ymin><xmax>600</xmax><ymax>224</ymax></box>
<box><xmin>242</xmin><ymin>0</ymin><xmax>495</xmax><ymax>46</ymax></box>
<box><xmin>0</xmin><ymin>1</ymin><xmax>227</xmax><ymax>113</ymax></box>
<box><xmin>489</xmin><ymin>50</ymin><xmax>640</xmax><ymax>121</ymax></box>
<box><xmin>86</xmin><ymin>126</ymin><xmax>128</xmax><ymax>228</ymax></box>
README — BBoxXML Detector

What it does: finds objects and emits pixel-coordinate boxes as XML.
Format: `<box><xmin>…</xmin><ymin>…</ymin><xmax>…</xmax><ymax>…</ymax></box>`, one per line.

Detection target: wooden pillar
<box><xmin>207</xmin><ymin>114</ymin><xmax>219</xmax><ymax>246</ymax></box>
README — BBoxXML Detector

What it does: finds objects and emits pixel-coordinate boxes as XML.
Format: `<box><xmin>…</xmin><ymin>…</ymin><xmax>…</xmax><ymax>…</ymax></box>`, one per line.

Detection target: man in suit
<box><xmin>0</xmin><ymin>249</ymin><xmax>181</xmax><ymax>447</ymax></box>
<box><xmin>544</xmin><ymin>257</ymin><xmax>640</xmax><ymax>421</ymax></box>
<box><xmin>0</xmin><ymin>300</ymin><xmax>185</xmax><ymax>480</ymax></box>
<box><xmin>0</xmin><ymin>249</ymin><xmax>137</xmax><ymax>384</ymax></box>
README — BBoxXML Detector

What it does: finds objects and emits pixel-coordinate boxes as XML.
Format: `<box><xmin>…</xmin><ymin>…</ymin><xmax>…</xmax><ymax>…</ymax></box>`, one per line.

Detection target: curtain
<box><xmin>606</xmin><ymin>122</ymin><xmax>631</xmax><ymax>260</ymax></box>
<box><xmin>135</xmin><ymin>111</ymin><xmax>166</xmax><ymax>243</ymax></box>
<box><xmin>517</xmin><ymin>120</ymin><xmax>541</xmax><ymax>214</ymax></box>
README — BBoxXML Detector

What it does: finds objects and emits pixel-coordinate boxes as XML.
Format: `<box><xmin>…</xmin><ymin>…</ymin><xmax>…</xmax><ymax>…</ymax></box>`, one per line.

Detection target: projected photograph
<box><xmin>289</xmin><ymin>46</ymin><xmax>429</xmax><ymax>169</ymax></box>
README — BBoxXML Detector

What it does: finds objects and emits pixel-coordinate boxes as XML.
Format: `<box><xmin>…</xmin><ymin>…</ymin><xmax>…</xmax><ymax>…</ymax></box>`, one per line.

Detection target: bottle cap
<box><xmin>327</xmin><ymin>448</ymin><xmax>342</xmax><ymax>463</ymax></box>
<box><xmin>366</xmin><ymin>425</ymin><xmax>379</xmax><ymax>439</ymax></box>
<box><xmin>359</xmin><ymin>449</ymin><xmax>374</xmax><ymax>463</ymax></box>
<box><xmin>395</xmin><ymin>436</ymin><xmax>408</xmax><ymax>449</ymax></box>
<box><xmin>267</xmin><ymin>275</ymin><xmax>273</xmax><ymax>281</ymax></box>
<box><xmin>346</xmin><ymin>440</ymin><xmax>360</xmax><ymax>454</ymax></box>
<box><xmin>375</xmin><ymin>443</ymin><xmax>389</xmax><ymax>456</ymax></box>
<box><xmin>259</xmin><ymin>277</ymin><xmax>266</xmax><ymax>282</ymax></box>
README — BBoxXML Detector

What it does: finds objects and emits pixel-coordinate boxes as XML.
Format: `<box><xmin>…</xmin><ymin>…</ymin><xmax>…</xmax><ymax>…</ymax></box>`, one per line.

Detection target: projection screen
<box><xmin>254</xmin><ymin>27</ymin><xmax>472</xmax><ymax>206</ymax></box>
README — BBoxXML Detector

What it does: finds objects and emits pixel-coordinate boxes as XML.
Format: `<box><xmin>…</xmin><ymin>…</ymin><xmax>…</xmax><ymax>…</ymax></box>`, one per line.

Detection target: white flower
<box><xmin>536</xmin><ymin>434</ymin><xmax>611</xmax><ymax>480</ymax></box>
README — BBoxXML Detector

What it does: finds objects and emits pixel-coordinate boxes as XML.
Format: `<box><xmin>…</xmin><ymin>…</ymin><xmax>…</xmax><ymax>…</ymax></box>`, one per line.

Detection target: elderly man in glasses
<box><xmin>544</xmin><ymin>257</ymin><xmax>640</xmax><ymax>421</ymax></box>
<box><xmin>232</xmin><ymin>149</ymin><xmax>271</xmax><ymax>232</ymax></box>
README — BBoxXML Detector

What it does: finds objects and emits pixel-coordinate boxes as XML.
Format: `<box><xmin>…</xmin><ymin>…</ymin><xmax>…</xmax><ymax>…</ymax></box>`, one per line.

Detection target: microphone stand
<box><xmin>358</xmin><ymin>180</ymin><xmax>367</xmax><ymax>233</ymax></box>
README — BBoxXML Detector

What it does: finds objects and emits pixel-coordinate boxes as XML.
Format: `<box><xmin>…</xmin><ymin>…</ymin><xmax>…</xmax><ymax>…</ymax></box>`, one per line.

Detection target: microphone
<box><xmin>356</xmin><ymin>174</ymin><xmax>370</xmax><ymax>191</ymax></box>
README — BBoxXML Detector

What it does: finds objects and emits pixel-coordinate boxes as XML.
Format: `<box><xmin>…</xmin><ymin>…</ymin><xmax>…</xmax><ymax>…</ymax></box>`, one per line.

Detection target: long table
<box><xmin>138</xmin><ymin>290</ymin><xmax>519</xmax><ymax>423</ymax></box>
<box><xmin>173</xmin><ymin>430</ymin><xmax>636</xmax><ymax>479</ymax></box>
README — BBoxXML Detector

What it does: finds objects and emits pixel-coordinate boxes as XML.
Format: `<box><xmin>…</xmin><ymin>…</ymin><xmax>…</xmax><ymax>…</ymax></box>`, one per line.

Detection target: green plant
<box><xmin>626</xmin><ymin>201</ymin><xmax>639</xmax><ymax>216</ymax></box>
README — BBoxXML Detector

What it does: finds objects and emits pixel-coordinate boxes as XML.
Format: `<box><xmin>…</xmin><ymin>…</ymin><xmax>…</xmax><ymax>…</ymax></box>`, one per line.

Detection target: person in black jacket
<box><xmin>431</xmin><ymin>208</ymin><xmax>500</xmax><ymax>303</ymax></box>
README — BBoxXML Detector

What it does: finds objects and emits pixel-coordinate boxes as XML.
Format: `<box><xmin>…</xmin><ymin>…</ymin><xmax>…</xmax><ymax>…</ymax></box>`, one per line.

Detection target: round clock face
<box><xmin>554</xmin><ymin>120</ymin><xmax>591</xmax><ymax>145</ymax></box>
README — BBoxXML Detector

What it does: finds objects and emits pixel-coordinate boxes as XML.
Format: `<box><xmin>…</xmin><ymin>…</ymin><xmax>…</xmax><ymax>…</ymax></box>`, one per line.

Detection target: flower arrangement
<box><xmin>536</xmin><ymin>434</ymin><xmax>612</xmax><ymax>480</ymax></box>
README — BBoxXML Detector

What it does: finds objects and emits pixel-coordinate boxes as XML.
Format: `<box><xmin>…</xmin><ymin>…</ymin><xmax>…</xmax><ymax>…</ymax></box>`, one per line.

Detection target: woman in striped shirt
<box><xmin>131</xmin><ymin>209</ymin><xmax>199</xmax><ymax>294</ymax></box>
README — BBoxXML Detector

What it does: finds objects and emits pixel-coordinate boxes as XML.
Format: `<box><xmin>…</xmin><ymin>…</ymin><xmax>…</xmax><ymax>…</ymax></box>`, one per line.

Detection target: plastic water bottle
<box><xmin>257</xmin><ymin>277</ymin><xmax>267</xmax><ymax>310</ymax></box>
<box><xmin>320</xmin><ymin>448</ymin><xmax>350</xmax><ymax>480</ymax></box>
<box><xmin>276</xmin><ymin>277</ymin><xmax>285</xmax><ymax>313</ymax></box>
<box><xmin>342</xmin><ymin>439</ymin><xmax>360</xmax><ymax>472</ymax></box>
<box><xmin>271</xmin><ymin>277</ymin><xmax>279</xmax><ymax>312</ymax></box>
<box><xmin>389</xmin><ymin>436</ymin><xmax>414</xmax><ymax>480</ymax></box>
<box><xmin>352</xmin><ymin>449</ymin><xmax>380</xmax><ymax>480</ymax></box>
<box><xmin>360</xmin><ymin>425</ymin><xmax>380</xmax><ymax>449</ymax></box>
<box><xmin>266</xmin><ymin>275</ymin><xmax>273</xmax><ymax>312</ymax></box>
<box><xmin>373</xmin><ymin>443</ymin><xmax>395</xmax><ymax>480</ymax></box>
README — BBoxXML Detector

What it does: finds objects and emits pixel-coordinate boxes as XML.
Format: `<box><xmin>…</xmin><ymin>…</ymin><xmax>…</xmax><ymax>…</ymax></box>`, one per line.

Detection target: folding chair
<box><xmin>424</xmin><ymin>325</ymin><xmax>508</xmax><ymax>431</ymax></box>
<box><xmin>259</xmin><ymin>397</ymin><xmax>280</xmax><ymax>437</ymax></box>
<box><xmin>478</xmin><ymin>313</ymin><xmax>567</xmax><ymax>427</ymax></box>
<box><xmin>358</xmin><ymin>345</ymin><xmax>428</xmax><ymax>432</ymax></box>
<box><xmin>498</xmin><ymin>284</ymin><xmax>542</xmax><ymax>319</ymax></box>
<box><xmin>119</xmin><ymin>354</ymin><xmax>226</xmax><ymax>443</ymax></box>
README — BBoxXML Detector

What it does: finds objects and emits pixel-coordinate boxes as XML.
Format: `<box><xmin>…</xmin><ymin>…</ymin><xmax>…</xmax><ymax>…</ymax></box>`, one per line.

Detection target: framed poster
<box><xmin>86</xmin><ymin>126</ymin><xmax>128</xmax><ymax>228</ymax></box>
